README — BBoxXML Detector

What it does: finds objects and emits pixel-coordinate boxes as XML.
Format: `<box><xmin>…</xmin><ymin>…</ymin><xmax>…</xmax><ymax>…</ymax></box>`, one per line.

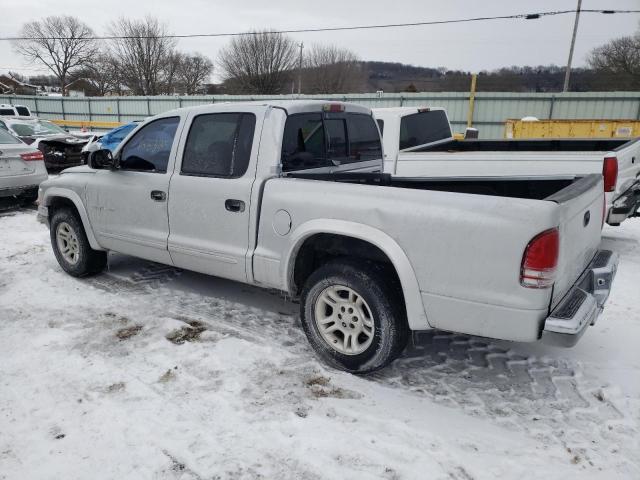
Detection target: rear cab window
<box><xmin>281</xmin><ymin>112</ymin><xmax>382</xmax><ymax>172</ymax></box>
<box><xmin>15</xmin><ymin>106</ymin><xmax>30</xmax><ymax>116</ymax></box>
<box><xmin>399</xmin><ymin>110</ymin><xmax>452</xmax><ymax>150</ymax></box>
<box><xmin>0</xmin><ymin>108</ymin><xmax>15</xmax><ymax>115</ymax></box>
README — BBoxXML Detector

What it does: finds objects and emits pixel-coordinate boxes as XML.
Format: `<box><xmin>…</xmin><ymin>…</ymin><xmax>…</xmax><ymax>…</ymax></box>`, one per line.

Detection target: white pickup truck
<box><xmin>374</xmin><ymin>107</ymin><xmax>640</xmax><ymax>226</ymax></box>
<box><xmin>37</xmin><ymin>100</ymin><xmax>618</xmax><ymax>373</ymax></box>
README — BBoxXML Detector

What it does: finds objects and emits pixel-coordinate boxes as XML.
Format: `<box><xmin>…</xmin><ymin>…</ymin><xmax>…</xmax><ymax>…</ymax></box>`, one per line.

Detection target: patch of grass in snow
<box><xmin>166</xmin><ymin>319</ymin><xmax>207</xmax><ymax>345</ymax></box>
<box><xmin>158</xmin><ymin>367</ymin><xmax>178</xmax><ymax>383</ymax></box>
<box><xmin>304</xmin><ymin>374</ymin><xmax>362</xmax><ymax>400</ymax></box>
<box><xmin>115</xmin><ymin>325</ymin><xmax>143</xmax><ymax>341</ymax></box>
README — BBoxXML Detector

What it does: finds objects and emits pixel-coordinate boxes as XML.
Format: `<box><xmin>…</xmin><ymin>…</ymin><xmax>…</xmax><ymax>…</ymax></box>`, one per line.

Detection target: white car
<box><xmin>0</xmin><ymin>128</ymin><xmax>48</xmax><ymax>204</ymax></box>
<box><xmin>373</xmin><ymin>107</ymin><xmax>640</xmax><ymax>226</ymax></box>
<box><xmin>37</xmin><ymin>100</ymin><xmax>618</xmax><ymax>372</ymax></box>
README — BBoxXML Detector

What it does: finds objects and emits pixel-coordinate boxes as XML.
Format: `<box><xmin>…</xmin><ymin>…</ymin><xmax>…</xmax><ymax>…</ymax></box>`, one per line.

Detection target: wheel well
<box><xmin>48</xmin><ymin>196</ymin><xmax>79</xmax><ymax>218</ymax></box>
<box><xmin>292</xmin><ymin>233</ymin><xmax>403</xmax><ymax>297</ymax></box>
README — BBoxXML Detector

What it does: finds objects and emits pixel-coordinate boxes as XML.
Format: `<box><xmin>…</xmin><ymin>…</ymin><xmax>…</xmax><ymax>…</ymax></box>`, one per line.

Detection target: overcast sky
<box><xmin>1</xmin><ymin>0</ymin><xmax>639</xmax><ymax>82</ymax></box>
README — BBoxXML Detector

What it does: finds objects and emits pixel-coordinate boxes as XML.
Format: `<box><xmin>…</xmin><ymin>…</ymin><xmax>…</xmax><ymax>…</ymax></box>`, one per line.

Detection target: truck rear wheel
<box><xmin>50</xmin><ymin>207</ymin><xmax>107</xmax><ymax>277</ymax></box>
<box><xmin>300</xmin><ymin>259</ymin><xmax>409</xmax><ymax>373</ymax></box>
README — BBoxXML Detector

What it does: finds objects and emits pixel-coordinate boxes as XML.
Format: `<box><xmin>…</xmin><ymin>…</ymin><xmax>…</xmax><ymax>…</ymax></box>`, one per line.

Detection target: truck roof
<box><xmin>372</xmin><ymin>107</ymin><xmax>446</xmax><ymax>118</ymax></box>
<box><xmin>157</xmin><ymin>100</ymin><xmax>372</xmax><ymax>118</ymax></box>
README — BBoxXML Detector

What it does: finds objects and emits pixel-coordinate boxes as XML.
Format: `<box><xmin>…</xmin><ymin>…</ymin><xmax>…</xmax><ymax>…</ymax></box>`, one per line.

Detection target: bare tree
<box><xmin>108</xmin><ymin>16</ymin><xmax>177</xmax><ymax>95</ymax></box>
<box><xmin>588</xmin><ymin>30</ymin><xmax>640</xmax><ymax>86</ymax></box>
<box><xmin>13</xmin><ymin>16</ymin><xmax>97</xmax><ymax>95</ymax></box>
<box><xmin>179</xmin><ymin>53</ymin><xmax>213</xmax><ymax>94</ymax></box>
<box><xmin>218</xmin><ymin>31</ymin><xmax>297</xmax><ymax>94</ymax></box>
<box><xmin>77</xmin><ymin>53</ymin><xmax>122</xmax><ymax>96</ymax></box>
<box><xmin>302</xmin><ymin>44</ymin><xmax>363</xmax><ymax>93</ymax></box>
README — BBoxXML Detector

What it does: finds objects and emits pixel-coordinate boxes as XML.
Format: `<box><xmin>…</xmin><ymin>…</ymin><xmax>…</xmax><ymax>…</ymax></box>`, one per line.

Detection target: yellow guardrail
<box><xmin>505</xmin><ymin>119</ymin><xmax>640</xmax><ymax>139</ymax></box>
<box><xmin>50</xmin><ymin>119</ymin><xmax>123</xmax><ymax>129</ymax></box>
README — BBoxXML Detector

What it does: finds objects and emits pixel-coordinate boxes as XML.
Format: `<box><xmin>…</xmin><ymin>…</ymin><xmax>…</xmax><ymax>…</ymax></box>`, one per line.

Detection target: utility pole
<box><xmin>297</xmin><ymin>42</ymin><xmax>304</xmax><ymax>95</ymax></box>
<box><xmin>563</xmin><ymin>0</ymin><xmax>582</xmax><ymax>92</ymax></box>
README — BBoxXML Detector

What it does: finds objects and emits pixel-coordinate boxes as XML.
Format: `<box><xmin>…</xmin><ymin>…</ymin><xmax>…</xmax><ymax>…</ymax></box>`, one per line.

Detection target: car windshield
<box><xmin>10</xmin><ymin>120</ymin><xmax>66</xmax><ymax>137</ymax></box>
<box><xmin>0</xmin><ymin>128</ymin><xmax>22</xmax><ymax>144</ymax></box>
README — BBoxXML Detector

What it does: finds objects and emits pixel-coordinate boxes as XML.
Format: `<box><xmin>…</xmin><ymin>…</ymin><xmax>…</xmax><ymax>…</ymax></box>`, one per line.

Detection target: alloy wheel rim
<box><xmin>314</xmin><ymin>284</ymin><xmax>375</xmax><ymax>355</ymax></box>
<box><xmin>56</xmin><ymin>222</ymin><xmax>80</xmax><ymax>265</ymax></box>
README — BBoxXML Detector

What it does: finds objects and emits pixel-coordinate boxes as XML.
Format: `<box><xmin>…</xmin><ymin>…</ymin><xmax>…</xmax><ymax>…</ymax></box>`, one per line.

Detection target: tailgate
<box><xmin>547</xmin><ymin>174</ymin><xmax>604</xmax><ymax>309</ymax></box>
<box><xmin>0</xmin><ymin>145</ymin><xmax>35</xmax><ymax>177</ymax></box>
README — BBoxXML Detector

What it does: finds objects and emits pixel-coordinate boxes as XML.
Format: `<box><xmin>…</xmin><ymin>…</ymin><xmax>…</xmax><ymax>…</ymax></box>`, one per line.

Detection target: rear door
<box><xmin>547</xmin><ymin>174</ymin><xmax>604</xmax><ymax>308</ymax></box>
<box><xmin>86</xmin><ymin>116</ymin><xmax>182</xmax><ymax>264</ymax></box>
<box><xmin>167</xmin><ymin>109</ymin><xmax>260</xmax><ymax>282</ymax></box>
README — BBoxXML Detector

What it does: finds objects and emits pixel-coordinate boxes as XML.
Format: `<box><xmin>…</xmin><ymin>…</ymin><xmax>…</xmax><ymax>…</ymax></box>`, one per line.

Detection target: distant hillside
<box><xmin>361</xmin><ymin>62</ymin><xmax>639</xmax><ymax>93</ymax></box>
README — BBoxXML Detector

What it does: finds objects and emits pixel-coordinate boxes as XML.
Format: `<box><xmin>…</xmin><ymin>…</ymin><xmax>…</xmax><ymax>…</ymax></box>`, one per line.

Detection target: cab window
<box><xmin>119</xmin><ymin>117</ymin><xmax>179</xmax><ymax>172</ymax></box>
<box><xmin>181</xmin><ymin>113</ymin><xmax>256</xmax><ymax>178</ymax></box>
<box><xmin>281</xmin><ymin>113</ymin><xmax>328</xmax><ymax>172</ymax></box>
<box><xmin>347</xmin><ymin>114</ymin><xmax>382</xmax><ymax>163</ymax></box>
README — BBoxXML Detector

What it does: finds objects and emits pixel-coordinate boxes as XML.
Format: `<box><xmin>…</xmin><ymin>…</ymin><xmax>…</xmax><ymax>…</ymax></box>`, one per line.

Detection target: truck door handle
<box><xmin>225</xmin><ymin>199</ymin><xmax>245</xmax><ymax>212</ymax></box>
<box><xmin>150</xmin><ymin>190</ymin><xmax>166</xmax><ymax>202</ymax></box>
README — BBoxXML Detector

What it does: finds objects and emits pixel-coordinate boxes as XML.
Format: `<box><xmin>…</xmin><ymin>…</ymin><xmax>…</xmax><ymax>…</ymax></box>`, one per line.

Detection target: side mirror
<box><xmin>464</xmin><ymin>128</ymin><xmax>479</xmax><ymax>140</ymax></box>
<box><xmin>88</xmin><ymin>149</ymin><xmax>115</xmax><ymax>169</ymax></box>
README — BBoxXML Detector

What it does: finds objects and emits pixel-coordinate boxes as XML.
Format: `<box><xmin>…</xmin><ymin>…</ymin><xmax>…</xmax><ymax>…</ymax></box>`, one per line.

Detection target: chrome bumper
<box><xmin>607</xmin><ymin>183</ymin><xmax>640</xmax><ymax>225</ymax></box>
<box><xmin>542</xmin><ymin>250</ymin><xmax>619</xmax><ymax>347</ymax></box>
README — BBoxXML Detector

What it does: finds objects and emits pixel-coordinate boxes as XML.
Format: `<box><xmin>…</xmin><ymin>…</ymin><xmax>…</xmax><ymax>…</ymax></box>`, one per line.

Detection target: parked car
<box><xmin>0</xmin><ymin>103</ymin><xmax>32</xmax><ymax>117</ymax></box>
<box><xmin>0</xmin><ymin>117</ymin><xmax>89</xmax><ymax>170</ymax></box>
<box><xmin>373</xmin><ymin>107</ymin><xmax>640</xmax><ymax>226</ymax></box>
<box><xmin>0</xmin><ymin>128</ymin><xmax>48</xmax><ymax>204</ymax></box>
<box><xmin>81</xmin><ymin>121</ymin><xmax>142</xmax><ymax>162</ymax></box>
<box><xmin>37</xmin><ymin>100</ymin><xmax>618</xmax><ymax>373</ymax></box>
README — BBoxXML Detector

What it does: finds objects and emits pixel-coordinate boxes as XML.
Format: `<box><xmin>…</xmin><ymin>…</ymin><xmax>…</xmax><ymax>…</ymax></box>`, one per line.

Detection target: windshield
<box><xmin>10</xmin><ymin>120</ymin><xmax>67</xmax><ymax>137</ymax></box>
<box><xmin>0</xmin><ymin>129</ymin><xmax>22</xmax><ymax>144</ymax></box>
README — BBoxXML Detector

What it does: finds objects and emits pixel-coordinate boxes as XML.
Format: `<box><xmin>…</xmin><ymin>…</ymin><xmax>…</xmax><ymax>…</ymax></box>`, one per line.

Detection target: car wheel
<box><xmin>50</xmin><ymin>207</ymin><xmax>107</xmax><ymax>277</ymax></box>
<box><xmin>300</xmin><ymin>259</ymin><xmax>409</xmax><ymax>373</ymax></box>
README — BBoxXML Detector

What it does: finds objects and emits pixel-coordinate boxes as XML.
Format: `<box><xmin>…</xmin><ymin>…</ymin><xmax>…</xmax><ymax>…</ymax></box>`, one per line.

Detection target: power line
<box><xmin>0</xmin><ymin>9</ymin><xmax>638</xmax><ymax>41</ymax></box>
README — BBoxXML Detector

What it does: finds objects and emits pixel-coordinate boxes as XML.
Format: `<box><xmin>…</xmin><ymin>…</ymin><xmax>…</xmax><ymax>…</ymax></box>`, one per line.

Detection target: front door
<box><xmin>167</xmin><ymin>110</ymin><xmax>258</xmax><ymax>282</ymax></box>
<box><xmin>86</xmin><ymin>116</ymin><xmax>181</xmax><ymax>264</ymax></box>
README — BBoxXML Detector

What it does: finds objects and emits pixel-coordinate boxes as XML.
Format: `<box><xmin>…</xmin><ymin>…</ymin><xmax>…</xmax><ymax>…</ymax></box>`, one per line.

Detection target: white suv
<box><xmin>0</xmin><ymin>104</ymin><xmax>33</xmax><ymax>117</ymax></box>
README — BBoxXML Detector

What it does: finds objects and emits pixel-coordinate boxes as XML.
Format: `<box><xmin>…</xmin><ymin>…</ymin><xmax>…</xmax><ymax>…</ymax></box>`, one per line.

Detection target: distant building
<box><xmin>0</xmin><ymin>74</ymin><xmax>38</xmax><ymax>95</ymax></box>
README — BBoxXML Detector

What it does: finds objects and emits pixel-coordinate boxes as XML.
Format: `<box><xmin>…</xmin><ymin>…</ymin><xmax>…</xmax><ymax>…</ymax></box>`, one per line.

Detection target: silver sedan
<box><xmin>0</xmin><ymin>128</ymin><xmax>48</xmax><ymax>204</ymax></box>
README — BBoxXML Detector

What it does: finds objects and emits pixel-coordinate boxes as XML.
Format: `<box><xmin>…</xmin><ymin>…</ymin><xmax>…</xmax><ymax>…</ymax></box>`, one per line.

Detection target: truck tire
<box><xmin>300</xmin><ymin>259</ymin><xmax>409</xmax><ymax>373</ymax></box>
<box><xmin>50</xmin><ymin>207</ymin><xmax>107</xmax><ymax>277</ymax></box>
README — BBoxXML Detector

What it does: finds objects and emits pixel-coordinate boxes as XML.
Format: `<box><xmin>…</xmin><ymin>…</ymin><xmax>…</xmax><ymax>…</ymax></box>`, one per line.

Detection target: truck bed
<box><xmin>288</xmin><ymin>171</ymin><xmax>579</xmax><ymax>201</ymax></box>
<box><xmin>419</xmin><ymin>138</ymin><xmax>629</xmax><ymax>153</ymax></box>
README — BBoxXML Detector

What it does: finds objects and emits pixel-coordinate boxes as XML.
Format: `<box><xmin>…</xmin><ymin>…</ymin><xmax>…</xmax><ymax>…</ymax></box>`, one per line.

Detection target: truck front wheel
<box><xmin>300</xmin><ymin>259</ymin><xmax>409</xmax><ymax>373</ymax></box>
<box><xmin>50</xmin><ymin>208</ymin><xmax>107</xmax><ymax>277</ymax></box>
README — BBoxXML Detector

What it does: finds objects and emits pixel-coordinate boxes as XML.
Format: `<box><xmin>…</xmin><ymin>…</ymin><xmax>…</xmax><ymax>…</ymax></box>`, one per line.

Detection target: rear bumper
<box><xmin>607</xmin><ymin>182</ymin><xmax>640</xmax><ymax>225</ymax></box>
<box><xmin>542</xmin><ymin>249</ymin><xmax>619</xmax><ymax>347</ymax></box>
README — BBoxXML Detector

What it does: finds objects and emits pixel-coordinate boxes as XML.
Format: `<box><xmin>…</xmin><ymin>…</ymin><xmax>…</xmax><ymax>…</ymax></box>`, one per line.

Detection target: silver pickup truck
<box><xmin>37</xmin><ymin>100</ymin><xmax>618</xmax><ymax>373</ymax></box>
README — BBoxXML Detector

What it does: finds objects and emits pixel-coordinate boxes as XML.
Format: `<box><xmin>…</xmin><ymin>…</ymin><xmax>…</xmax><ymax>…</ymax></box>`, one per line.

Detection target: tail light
<box><xmin>520</xmin><ymin>228</ymin><xmax>559</xmax><ymax>288</ymax></box>
<box><xmin>20</xmin><ymin>151</ymin><xmax>44</xmax><ymax>162</ymax></box>
<box><xmin>322</xmin><ymin>104</ymin><xmax>345</xmax><ymax>113</ymax></box>
<box><xmin>603</xmin><ymin>156</ymin><xmax>618</xmax><ymax>193</ymax></box>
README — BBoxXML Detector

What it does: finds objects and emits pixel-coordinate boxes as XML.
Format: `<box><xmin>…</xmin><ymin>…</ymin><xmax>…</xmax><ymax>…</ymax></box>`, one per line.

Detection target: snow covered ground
<box><xmin>0</xmin><ymin>207</ymin><xmax>638</xmax><ymax>479</ymax></box>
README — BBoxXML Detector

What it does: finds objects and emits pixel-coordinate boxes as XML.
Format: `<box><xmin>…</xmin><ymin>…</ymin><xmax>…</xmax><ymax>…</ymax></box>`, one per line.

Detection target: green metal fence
<box><xmin>2</xmin><ymin>91</ymin><xmax>639</xmax><ymax>138</ymax></box>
